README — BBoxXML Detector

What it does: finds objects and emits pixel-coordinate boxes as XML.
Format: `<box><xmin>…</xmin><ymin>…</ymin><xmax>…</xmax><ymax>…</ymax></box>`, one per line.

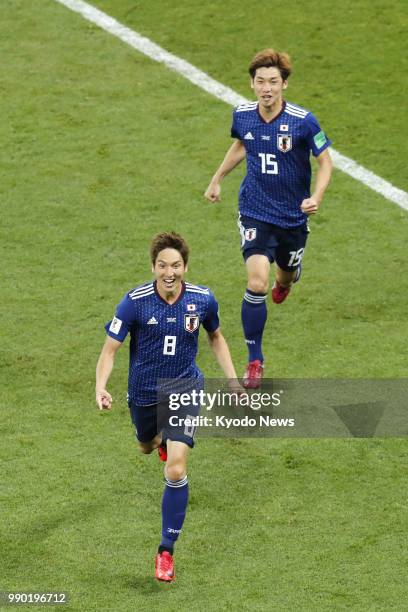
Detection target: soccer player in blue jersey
<box><xmin>204</xmin><ymin>48</ymin><xmax>333</xmax><ymax>388</ymax></box>
<box><xmin>95</xmin><ymin>232</ymin><xmax>239</xmax><ymax>582</ymax></box>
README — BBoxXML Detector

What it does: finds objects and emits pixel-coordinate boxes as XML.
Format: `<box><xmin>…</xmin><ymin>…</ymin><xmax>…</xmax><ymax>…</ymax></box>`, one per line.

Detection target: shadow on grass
<box><xmin>125</xmin><ymin>575</ymin><xmax>175</xmax><ymax>593</ymax></box>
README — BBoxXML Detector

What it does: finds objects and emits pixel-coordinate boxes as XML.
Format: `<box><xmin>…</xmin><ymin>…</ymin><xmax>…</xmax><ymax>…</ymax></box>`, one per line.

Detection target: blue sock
<box><xmin>241</xmin><ymin>289</ymin><xmax>267</xmax><ymax>362</ymax></box>
<box><xmin>160</xmin><ymin>476</ymin><xmax>189</xmax><ymax>551</ymax></box>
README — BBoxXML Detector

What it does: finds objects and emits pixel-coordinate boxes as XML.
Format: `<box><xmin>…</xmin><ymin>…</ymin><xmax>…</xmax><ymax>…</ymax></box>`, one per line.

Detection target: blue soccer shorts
<box><xmin>238</xmin><ymin>214</ymin><xmax>309</xmax><ymax>271</ymax></box>
<box><xmin>128</xmin><ymin>399</ymin><xmax>199</xmax><ymax>448</ymax></box>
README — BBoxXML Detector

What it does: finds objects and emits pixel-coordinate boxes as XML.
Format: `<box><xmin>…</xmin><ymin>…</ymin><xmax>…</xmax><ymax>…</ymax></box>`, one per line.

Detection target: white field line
<box><xmin>55</xmin><ymin>0</ymin><xmax>408</xmax><ymax>212</ymax></box>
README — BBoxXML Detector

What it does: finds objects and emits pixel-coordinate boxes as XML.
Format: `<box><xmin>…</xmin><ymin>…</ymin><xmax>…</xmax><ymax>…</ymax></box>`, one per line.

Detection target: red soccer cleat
<box><xmin>155</xmin><ymin>551</ymin><xmax>175</xmax><ymax>582</ymax></box>
<box><xmin>157</xmin><ymin>441</ymin><xmax>167</xmax><ymax>462</ymax></box>
<box><xmin>243</xmin><ymin>360</ymin><xmax>264</xmax><ymax>389</ymax></box>
<box><xmin>271</xmin><ymin>280</ymin><xmax>291</xmax><ymax>304</ymax></box>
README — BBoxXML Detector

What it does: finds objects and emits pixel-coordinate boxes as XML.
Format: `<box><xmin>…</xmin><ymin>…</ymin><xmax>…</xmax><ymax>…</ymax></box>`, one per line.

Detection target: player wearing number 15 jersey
<box><xmin>205</xmin><ymin>49</ymin><xmax>333</xmax><ymax>388</ymax></box>
<box><xmin>95</xmin><ymin>232</ymin><xmax>239</xmax><ymax>582</ymax></box>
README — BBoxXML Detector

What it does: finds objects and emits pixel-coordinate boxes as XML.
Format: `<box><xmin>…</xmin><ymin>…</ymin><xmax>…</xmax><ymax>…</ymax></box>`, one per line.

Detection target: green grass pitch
<box><xmin>1</xmin><ymin>0</ymin><xmax>407</xmax><ymax>610</ymax></box>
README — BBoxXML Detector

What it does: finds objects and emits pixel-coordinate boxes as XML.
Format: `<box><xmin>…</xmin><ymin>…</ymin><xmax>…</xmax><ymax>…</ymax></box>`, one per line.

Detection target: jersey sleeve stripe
<box><xmin>285</xmin><ymin>106</ymin><xmax>308</xmax><ymax>115</ymax></box>
<box><xmin>185</xmin><ymin>282</ymin><xmax>210</xmax><ymax>291</ymax></box>
<box><xmin>285</xmin><ymin>109</ymin><xmax>308</xmax><ymax>119</ymax></box>
<box><xmin>129</xmin><ymin>283</ymin><xmax>154</xmax><ymax>297</ymax></box>
<box><xmin>130</xmin><ymin>289</ymin><xmax>155</xmax><ymax>300</ymax></box>
<box><xmin>185</xmin><ymin>285</ymin><xmax>210</xmax><ymax>292</ymax></box>
<box><xmin>236</xmin><ymin>106</ymin><xmax>258</xmax><ymax>113</ymax></box>
<box><xmin>286</xmin><ymin>102</ymin><xmax>308</xmax><ymax>113</ymax></box>
<box><xmin>285</xmin><ymin>104</ymin><xmax>308</xmax><ymax>118</ymax></box>
<box><xmin>185</xmin><ymin>288</ymin><xmax>210</xmax><ymax>295</ymax></box>
<box><xmin>236</xmin><ymin>101</ymin><xmax>257</xmax><ymax>109</ymax></box>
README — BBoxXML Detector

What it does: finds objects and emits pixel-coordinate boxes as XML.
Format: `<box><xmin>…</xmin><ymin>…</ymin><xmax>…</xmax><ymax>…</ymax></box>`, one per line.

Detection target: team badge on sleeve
<box><xmin>278</xmin><ymin>134</ymin><xmax>292</xmax><ymax>152</ymax></box>
<box><xmin>184</xmin><ymin>314</ymin><xmax>199</xmax><ymax>333</ymax></box>
<box><xmin>109</xmin><ymin>316</ymin><xmax>122</xmax><ymax>334</ymax></box>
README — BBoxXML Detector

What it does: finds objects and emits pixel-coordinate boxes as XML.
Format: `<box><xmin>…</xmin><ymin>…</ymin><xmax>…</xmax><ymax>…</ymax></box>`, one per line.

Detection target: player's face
<box><xmin>153</xmin><ymin>248</ymin><xmax>187</xmax><ymax>297</ymax></box>
<box><xmin>251</xmin><ymin>66</ymin><xmax>287</xmax><ymax>111</ymax></box>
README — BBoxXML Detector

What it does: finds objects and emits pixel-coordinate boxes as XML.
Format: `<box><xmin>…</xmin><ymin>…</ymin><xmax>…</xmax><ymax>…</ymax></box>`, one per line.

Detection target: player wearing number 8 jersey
<box><xmin>107</xmin><ymin>281</ymin><xmax>218</xmax><ymax>407</ymax></box>
<box><xmin>204</xmin><ymin>49</ymin><xmax>333</xmax><ymax>388</ymax></box>
<box><xmin>95</xmin><ymin>232</ymin><xmax>239</xmax><ymax>582</ymax></box>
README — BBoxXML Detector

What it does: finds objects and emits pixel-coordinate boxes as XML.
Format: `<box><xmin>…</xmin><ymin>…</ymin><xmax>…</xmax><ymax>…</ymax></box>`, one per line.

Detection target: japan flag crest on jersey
<box><xmin>184</xmin><ymin>314</ymin><xmax>199</xmax><ymax>333</ymax></box>
<box><xmin>245</xmin><ymin>228</ymin><xmax>257</xmax><ymax>241</ymax></box>
<box><xmin>278</xmin><ymin>134</ymin><xmax>292</xmax><ymax>152</ymax></box>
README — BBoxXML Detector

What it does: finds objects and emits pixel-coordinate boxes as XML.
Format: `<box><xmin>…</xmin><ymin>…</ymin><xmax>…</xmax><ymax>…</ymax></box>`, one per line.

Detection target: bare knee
<box><xmin>245</xmin><ymin>255</ymin><xmax>270</xmax><ymax>294</ymax></box>
<box><xmin>247</xmin><ymin>277</ymin><xmax>268</xmax><ymax>294</ymax></box>
<box><xmin>166</xmin><ymin>462</ymin><xmax>186</xmax><ymax>481</ymax></box>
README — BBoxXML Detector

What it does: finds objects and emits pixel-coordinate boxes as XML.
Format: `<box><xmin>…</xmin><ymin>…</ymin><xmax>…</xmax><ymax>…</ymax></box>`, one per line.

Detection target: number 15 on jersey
<box><xmin>258</xmin><ymin>153</ymin><xmax>278</xmax><ymax>175</ymax></box>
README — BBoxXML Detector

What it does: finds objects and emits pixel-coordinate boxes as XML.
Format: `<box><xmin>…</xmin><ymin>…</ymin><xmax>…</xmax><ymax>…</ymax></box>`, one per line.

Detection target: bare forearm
<box><xmin>205</xmin><ymin>140</ymin><xmax>246</xmax><ymax>202</ymax></box>
<box><xmin>312</xmin><ymin>153</ymin><xmax>333</xmax><ymax>204</ymax></box>
<box><xmin>95</xmin><ymin>350</ymin><xmax>115</xmax><ymax>391</ymax></box>
<box><xmin>95</xmin><ymin>333</ymin><xmax>122</xmax><ymax>410</ymax></box>
<box><xmin>211</xmin><ymin>140</ymin><xmax>246</xmax><ymax>183</ymax></box>
<box><xmin>209</xmin><ymin>334</ymin><xmax>238</xmax><ymax>379</ymax></box>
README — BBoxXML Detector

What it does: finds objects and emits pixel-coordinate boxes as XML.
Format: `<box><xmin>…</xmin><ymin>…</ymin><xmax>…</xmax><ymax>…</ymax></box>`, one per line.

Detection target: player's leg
<box><xmin>275</xmin><ymin>265</ymin><xmax>299</xmax><ymax>287</ymax></box>
<box><xmin>162</xmin><ymin>440</ymin><xmax>189</xmax><ymax>552</ymax></box>
<box><xmin>156</xmin><ymin>440</ymin><xmax>190</xmax><ymax>582</ymax></box>
<box><xmin>242</xmin><ymin>254</ymin><xmax>270</xmax><ymax>388</ymax></box>
<box><xmin>138</xmin><ymin>433</ymin><xmax>162</xmax><ymax>454</ymax></box>
<box><xmin>238</xmin><ymin>216</ymin><xmax>275</xmax><ymax>388</ymax></box>
<box><xmin>128</xmin><ymin>402</ymin><xmax>163</xmax><ymax>455</ymax></box>
<box><xmin>272</xmin><ymin>223</ymin><xmax>308</xmax><ymax>304</ymax></box>
<box><xmin>155</xmin><ymin>403</ymin><xmax>196</xmax><ymax>581</ymax></box>
<box><xmin>246</xmin><ymin>253</ymin><xmax>271</xmax><ymax>295</ymax></box>
<box><xmin>271</xmin><ymin>264</ymin><xmax>300</xmax><ymax>303</ymax></box>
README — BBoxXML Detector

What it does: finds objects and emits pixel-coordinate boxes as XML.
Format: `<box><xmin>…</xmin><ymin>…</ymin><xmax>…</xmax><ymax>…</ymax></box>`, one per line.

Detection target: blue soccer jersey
<box><xmin>105</xmin><ymin>281</ymin><xmax>219</xmax><ymax>405</ymax></box>
<box><xmin>231</xmin><ymin>100</ymin><xmax>332</xmax><ymax>227</ymax></box>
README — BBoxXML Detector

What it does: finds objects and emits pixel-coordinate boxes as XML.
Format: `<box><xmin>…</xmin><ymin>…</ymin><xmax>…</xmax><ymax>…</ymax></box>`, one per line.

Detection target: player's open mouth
<box><xmin>163</xmin><ymin>279</ymin><xmax>175</xmax><ymax>287</ymax></box>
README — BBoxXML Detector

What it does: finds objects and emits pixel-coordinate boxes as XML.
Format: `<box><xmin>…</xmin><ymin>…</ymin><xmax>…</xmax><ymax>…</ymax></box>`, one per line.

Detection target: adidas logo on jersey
<box><xmin>147</xmin><ymin>316</ymin><xmax>158</xmax><ymax>325</ymax></box>
<box><xmin>244</xmin><ymin>132</ymin><xmax>254</xmax><ymax>140</ymax></box>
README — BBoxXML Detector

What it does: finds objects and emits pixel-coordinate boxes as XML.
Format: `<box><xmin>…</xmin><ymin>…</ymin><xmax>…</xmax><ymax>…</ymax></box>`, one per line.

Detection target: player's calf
<box><xmin>272</xmin><ymin>265</ymin><xmax>301</xmax><ymax>304</ymax></box>
<box><xmin>139</xmin><ymin>434</ymin><xmax>162</xmax><ymax>454</ymax></box>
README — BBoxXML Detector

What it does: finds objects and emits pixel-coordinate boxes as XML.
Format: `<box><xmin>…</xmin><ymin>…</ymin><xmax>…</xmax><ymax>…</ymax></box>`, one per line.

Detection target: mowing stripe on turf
<box><xmin>54</xmin><ymin>0</ymin><xmax>408</xmax><ymax>212</ymax></box>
